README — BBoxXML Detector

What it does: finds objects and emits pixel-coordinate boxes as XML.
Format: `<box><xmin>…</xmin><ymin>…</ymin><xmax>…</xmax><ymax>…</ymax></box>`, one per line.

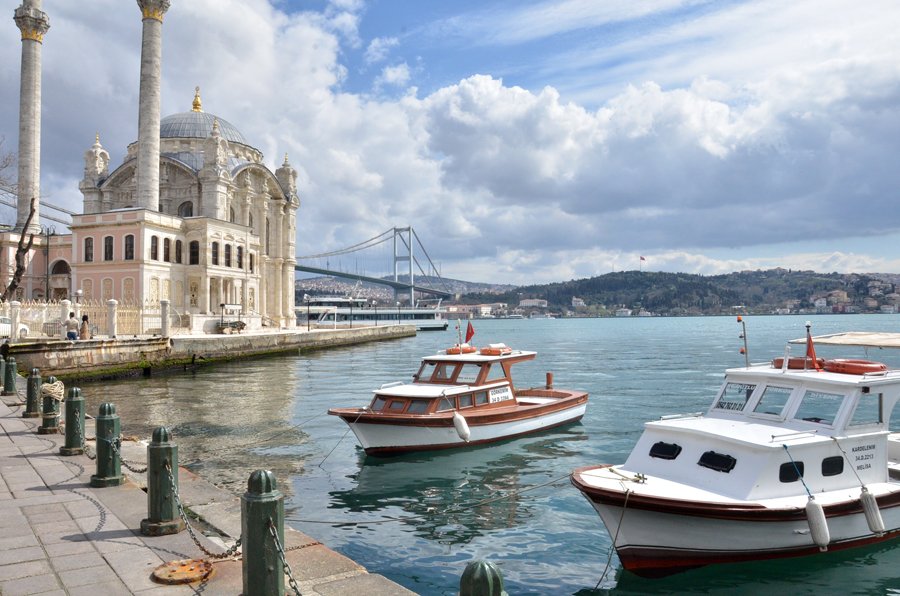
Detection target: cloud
<box><xmin>365</xmin><ymin>37</ymin><xmax>399</xmax><ymax>65</ymax></box>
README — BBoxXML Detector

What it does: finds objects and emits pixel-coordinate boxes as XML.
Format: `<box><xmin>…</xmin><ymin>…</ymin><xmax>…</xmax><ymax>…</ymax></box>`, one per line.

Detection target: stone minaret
<box><xmin>13</xmin><ymin>0</ymin><xmax>50</xmax><ymax>233</ymax></box>
<box><xmin>135</xmin><ymin>0</ymin><xmax>170</xmax><ymax>211</ymax></box>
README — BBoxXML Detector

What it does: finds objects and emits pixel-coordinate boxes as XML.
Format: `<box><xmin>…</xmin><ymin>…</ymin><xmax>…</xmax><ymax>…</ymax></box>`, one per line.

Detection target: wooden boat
<box><xmin>572</xmin><ymin>325</ymin><xmax>900</xmax><ymax>578</ymax></box>
<box><xmin>328</xmin><ymin>343</ymin><xmax>589</xmax><ymax>456</ymax></box>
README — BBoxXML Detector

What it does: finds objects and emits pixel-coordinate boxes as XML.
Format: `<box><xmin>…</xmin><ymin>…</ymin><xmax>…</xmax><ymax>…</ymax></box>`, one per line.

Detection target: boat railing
<box><xmin>659</xmin><ymin>412</ymin><xmax>704</xmax><ymax>420</ymax></box>
<box><xmin>379</xmin><ymin>381</ymin><xmax>405</xmax><ymax>390</ymax></box>
<box><xmin>770</xmin><ymin>429</ymin><xmax>819</xmax><ymax>442</ymax></box>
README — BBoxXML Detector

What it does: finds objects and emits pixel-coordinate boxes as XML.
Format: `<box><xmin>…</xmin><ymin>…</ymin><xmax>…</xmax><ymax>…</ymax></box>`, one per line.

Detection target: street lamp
<box><xmin>372</xmin><ymin>299</ymin><xmax>378</xmax><ymax>326</ymax></box>
<box><xmin>396</xmin><ymin>301</ymin><xmax>401</xmax><ymax>325</ymax></box>
<box><xmin>303</xmin><ymin>294</ymin><xmax>310</xmax><ymax>331</ymax></box>
<box><xmin>349</xmin><ymin>299</ymin><xmax>353</xmax><ymax>328</ymax></box>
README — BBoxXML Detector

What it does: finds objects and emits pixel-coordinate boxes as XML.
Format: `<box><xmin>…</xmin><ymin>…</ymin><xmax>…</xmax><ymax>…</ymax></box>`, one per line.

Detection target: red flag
<box><xmin>806</xmin><ymin>326</ymin><xmax>822</xmax><ymax>370</ymax></box>
<box><xmin>465</xmin><ymin>321</ymin><xmax>475</xmax><ymax>343</ymax></box>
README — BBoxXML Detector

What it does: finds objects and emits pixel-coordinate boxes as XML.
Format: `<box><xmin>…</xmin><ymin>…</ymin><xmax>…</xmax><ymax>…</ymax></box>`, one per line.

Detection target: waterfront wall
<box><xmin>10</xmin><ymin>325</ymin><xmax>416</xmax><ymax>381</ymax></box>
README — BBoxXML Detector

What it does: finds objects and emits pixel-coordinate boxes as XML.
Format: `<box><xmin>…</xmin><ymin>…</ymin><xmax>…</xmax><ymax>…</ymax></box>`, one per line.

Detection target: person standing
<box><xmin>65</xmin><ymin>312</ymin><xmax>79</xmax><ymax>340</ymax></box>
<box><xmin>79</xmin><ymin>314</ymin><xmax>90</xmax><ymax>340</ymax></box>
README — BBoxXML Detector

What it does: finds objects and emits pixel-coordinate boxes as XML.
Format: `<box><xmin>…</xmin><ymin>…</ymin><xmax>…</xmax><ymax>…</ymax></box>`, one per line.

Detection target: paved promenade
<box><xmin>0</xmin><ymin>386</ymin><xmax>415</xmax><ymax>595</ymax></box>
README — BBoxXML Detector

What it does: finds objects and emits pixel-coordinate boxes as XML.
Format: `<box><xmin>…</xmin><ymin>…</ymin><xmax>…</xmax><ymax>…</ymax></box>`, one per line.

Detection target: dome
<box><xmin>159</xmin><ymin>111</ymin><xmax>248</xmax><ymax>145</ymax></box>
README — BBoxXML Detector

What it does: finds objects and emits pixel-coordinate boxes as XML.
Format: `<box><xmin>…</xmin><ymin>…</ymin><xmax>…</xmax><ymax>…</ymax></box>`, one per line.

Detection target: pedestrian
<box><xmin>79</xmin><ymin>314</ymin><xmax>90</xmax><ymax>340</ymax></box>
<box><xmin>65</xmin><ymin>312</ymin><xmax>79</xmax><ymax>340</ymax></box>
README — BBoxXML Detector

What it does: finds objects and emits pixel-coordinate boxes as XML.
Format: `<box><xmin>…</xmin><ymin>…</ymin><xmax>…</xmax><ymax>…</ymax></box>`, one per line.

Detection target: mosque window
<box><xmin>103</xmin><ymin>236</ymin><xmax>113</xmax><ymax>261</ymax></box>
<box><xmin>250</xmin><ymin>253</ymin><xmax>254</xmax><ymax>273</ymax></box>
<box><xmin>164</xmin><ymin>238</ymin><xmax>171</xmax><ymax>262</ymax></box>
<box><xmin>249</xmin><ymin>213</ymin><xmax>254</xmax><ymax>231</ymax></box>
<box><xmin>189</xmin><ymin>241</ymin><xmax>199</xmax><ymax>265</ymax></box>
<box><xmin>175</xmin><ymin>240</ymin><xmax>183</xmax><ymax>264</ymax></box>
<box><xmin>237</xmin><ymin>246</ymin><xmax>243</xmax><ymax>269</ymax></box>
<box><xmin>178</xmin><ymin>201</ymin><xmax>193</xmax><ymax>217</ymax></box>
<box><xmin>225</xmin><ymin>244</ymin><xmax>232</xmax><ymax>267</ymax></box>
<box><xmin>84</xmin><ymin>238</ymin><xmax>93</xmax><ymax>263</ymax></box>
<box><xmin>150</xmin><ymin>236</ymin><xmax>159</xmax><ymax>260</ymax></box>
<box><xmin>124</xmin><ymin>235</ymin><xmax>134</xmax><ymax>260</ymax></box>
<box><xmin>230</xmin><ymin>207</ymin><xmax>236</xmax><ymax>223</ymax></box>
<box><xmin>211</xmin><ymin>242</ymin><xmax>219</xmax><ymax>266</ymax></box>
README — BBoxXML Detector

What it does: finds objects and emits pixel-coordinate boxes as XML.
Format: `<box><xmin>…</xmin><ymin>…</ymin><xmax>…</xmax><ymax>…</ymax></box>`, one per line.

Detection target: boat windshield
<box><xmin>794</xmin><ymin>390</ymin><xmax>845</xmax><ymax>425</ymax></box>
<box><xmin>713</xmin><ymin>382</ymin><xmax>756</xmax><ymax>412</ymax></box>
<box><xmin>752</xmin><ymin>385</ymin><xmax>793</xmax><ymax>417</ymax></box>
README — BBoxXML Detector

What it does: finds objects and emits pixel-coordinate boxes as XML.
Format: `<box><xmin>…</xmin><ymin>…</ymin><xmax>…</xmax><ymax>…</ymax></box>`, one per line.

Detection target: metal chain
<box><xmin>106</xmin><ymin>436</ymin><xmax>148</xmax><ymax>473</ymax></box>
<box><xmin>72</xmin><ymin>415</ymin><xmax>98</xmax><ymax>460</ymax></box>
<box><xmin>268</xmin><ymin>518</ymin><xmax>302</xmax><ymax>596</ymax></box>
<box><xmin>164</xmin><ymin>461</ymin><xmax>242</xmax><ymax>560</ymax></box>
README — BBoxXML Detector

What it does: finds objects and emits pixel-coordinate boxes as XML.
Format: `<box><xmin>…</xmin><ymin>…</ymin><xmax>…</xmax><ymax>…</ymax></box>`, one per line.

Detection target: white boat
<box><xmin>297</xmin><ymin>296</ymin><xmax>449</xmax><ymax>331</ymax></box>
<box><xmin>572</xmin><ymin>324</ymin><xmax>900</xmax><ymax>578</ymax></box>
<box><xmin>329</xmin><ymin>343</ymin><xmax>588</xmax><ymax>455</ymax></box>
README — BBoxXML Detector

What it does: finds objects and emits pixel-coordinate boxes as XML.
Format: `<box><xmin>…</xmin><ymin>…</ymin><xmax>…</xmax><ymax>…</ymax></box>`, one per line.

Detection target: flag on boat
<box><xmin>465</xmin><ymin>321</ymin><xmax>475</xmax><ymax>343</ymax></box>
<box><xmin>806</xmin><ymin>325</ymin><xmax>823</xmax><ymax>371</ymax></box>
<box><xmin>640</xmin><ymin>256</ymin><xmax>646</xmax><ymax>261</ymax></box>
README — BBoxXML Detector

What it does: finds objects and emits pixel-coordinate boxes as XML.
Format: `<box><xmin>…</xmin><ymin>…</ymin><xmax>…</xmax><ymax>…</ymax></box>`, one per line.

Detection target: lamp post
<box><xmin>42</xmin><ymin>225</ymin><xmax>56</xmax><ymax>301</ymax></box>
<box><xmin>349</xmin><ymin>299</ymin><xmax>353</xmax><ymax>328</ymax></box>
<box><xmin>303</xmin><ymin>294</ymin><xmax>310</xmax><ymax>332</ymax></box>
<box><xmin>396</xmin><ymin>301</ymin><xmax>401</xmax><ymax>325</ymax></box>
<box><xmin>372</xmin><ymin>299</ymin><xmax>377</xmax><ymax>327</ymax></box>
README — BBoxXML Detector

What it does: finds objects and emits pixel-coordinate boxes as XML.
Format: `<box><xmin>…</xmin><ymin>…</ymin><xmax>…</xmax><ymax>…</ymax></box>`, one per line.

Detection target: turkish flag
<box><xmin>465</xmin><ymin>322</ymin><xmax>475</xmax><ymax>343</ymax></box>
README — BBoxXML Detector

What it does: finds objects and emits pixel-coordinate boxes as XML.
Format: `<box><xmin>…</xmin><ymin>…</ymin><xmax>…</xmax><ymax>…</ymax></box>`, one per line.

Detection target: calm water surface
<box><xmin>81</xmin><ymin>315</ymin><xmax>900</xmax><ymax>594</ymax></box>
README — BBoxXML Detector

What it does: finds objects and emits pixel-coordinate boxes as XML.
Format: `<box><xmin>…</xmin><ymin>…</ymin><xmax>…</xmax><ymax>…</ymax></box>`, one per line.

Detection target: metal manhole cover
<box><xmin>152</xmin><ymin>559</ymin><xmax>214</xmax><ymax>584</ymax></box>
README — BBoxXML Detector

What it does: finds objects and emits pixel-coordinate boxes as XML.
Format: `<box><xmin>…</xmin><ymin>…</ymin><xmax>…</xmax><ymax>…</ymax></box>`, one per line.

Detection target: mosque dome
<box><xmin>158</xmin><ymin>87</ymin><xmax>248</xmax><ymax>145</ymax></box>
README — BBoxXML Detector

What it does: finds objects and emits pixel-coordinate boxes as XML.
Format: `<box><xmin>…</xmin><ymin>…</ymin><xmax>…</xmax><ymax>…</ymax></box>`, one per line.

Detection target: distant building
<box><xmin>615</xmin><ymin>308</ymin><xmax>632</xmax><ymax>317</ymax></box>
<box><xmin>520</xmin><ymin>298</ymin><xmax>548</xmax><ymax>308</ymax></box>
<box><xmin>572</xmin><ymin>297</ymin><xmax>585</xmax><ymax>308</ymax></box>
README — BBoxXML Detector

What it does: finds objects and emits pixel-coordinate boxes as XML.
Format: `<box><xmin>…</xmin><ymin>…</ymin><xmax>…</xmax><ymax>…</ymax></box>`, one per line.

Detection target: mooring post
<box><xmin>1</xmin><ymin>356</ymin><xmax>17</xmax><ymax>396</ymax></box>
<box><xmin>37</xmin><ymin>373</ymin><xmax>60</xmax><ymax>435</ymax></box>
<box><xmin>242</xmin><ymin>470</ymin><xmax>285</xmax><ymax>596</ymax></box>
<box><xmin>141</xmin><ymin>427</ymin><xmax>185</xmax><ymax>536</ymax></box>
<box><xmin>0</xmin><ymin>357</ymin><xmax>6</xmax><ymax>394</ymax></box>
<box><xmin>90</xmin><ymin>403</ymin><xmax>124</xmax><ymax>487</ymax></box>
<box><xmin>460</xmin><ymin>560</ymin><xmax>508</xmax><ymax>596</ymax></box>
<box><xmin>23</xmin><ymin>368</ymin><xmax>41</xmax><ymax>418</ymax></box>
<box><xmin>60</xmin><ymin>388</ymin><xmax>85</xmax><ymax>456</ymax></box>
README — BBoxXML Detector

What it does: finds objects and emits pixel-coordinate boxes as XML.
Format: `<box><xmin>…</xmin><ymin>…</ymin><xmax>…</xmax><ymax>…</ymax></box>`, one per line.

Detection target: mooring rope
<box><xmin>594</xmin><ymin>487</ymin><xmax>631</xmax><ymax>590</ymax></box>
<box><xmin>41</xmin><ymin>379</ymin><xmax>65</xmax><ymax>402</ymax></box>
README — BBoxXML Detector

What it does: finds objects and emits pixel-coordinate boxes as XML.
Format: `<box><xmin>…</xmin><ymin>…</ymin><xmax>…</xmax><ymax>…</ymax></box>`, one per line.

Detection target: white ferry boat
<box><xmin>572</xmin><ymin>323</ymin><xmax>900</xmax><ymax>577</ymax></box>
<box><xmin>297</xmin><ymin>296</ymin><xmax>448</xmax><ymax>331</ymax></box>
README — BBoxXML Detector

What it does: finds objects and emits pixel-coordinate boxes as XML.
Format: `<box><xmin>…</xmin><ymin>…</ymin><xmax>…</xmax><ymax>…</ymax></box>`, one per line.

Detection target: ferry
<box><xmin>297</xmin><ymin>296</ymin><xmax>449</xmax><ymax>331</ymax></box>
<box><xmin>572</xmin><ymin>322</ymin><xmax>900</xmax><ymax>577</ymax></box>
<box><xmin>328</xmin><ymin>343</ymin><xmax>589</xmax><ymax>455</ymax></box>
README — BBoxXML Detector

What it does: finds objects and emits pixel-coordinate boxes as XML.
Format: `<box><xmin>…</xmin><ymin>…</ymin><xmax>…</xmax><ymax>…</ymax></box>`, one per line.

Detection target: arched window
<box><xmin>249</xmin><ymin>212</ymin><xmax>254</xmax><ymax>231</ymax></box>
<box><xmin>124</xmin><ymin>235</ymin><xmax>134</xmax><ymax>260</ymax></box>
<box><xmin>175</xmin><ymin>240</ymin><xmax>183</xmax><ymax>264</ymax></box>
<box><xmin>225</xmin><ymin>244</ymin><xmax>232</xmax><ymax>267</ymax></box>
<box><xmin>229</xmin><ymin>207</ymin><xmax>236</xmax><ymax>223</ymax></box>
<box><xmin>237</xmin><ymin>246</ymin><xmax>243</xmax><ymax>269</ymax></box>
<box><xmin>103</xmin><ymin>236</ymin><xmax>114</xmax><ymax>261</ymax></box>
<box><xmin>150</xmin><ymin>236</ymin><xmax>159</xmax><ymax>260</ymax></box>
<box><xmin>249</xmin><ymin>252</ymin><xmax>254</xmax><ymax>273</ymax></box>
<box><xmin>84</xmin><ymin>237</ymin><xmax>93</xmax><ymax>263</ymax></box>
<box><xmin>211</xmin><ymin>242</ymin><xmax>219</xmax><ymax>266</ymax></box>
<box><xmin>178</xmin><ymin>201</ymin><xmax>193</xmax><ymax>217</ymax></box>
<box><xmin>189</xmin><ymin>241</ymin><xmax>200</xmax><ymax>265</ymax></box>
<box><xmin>163</xmin><ymin>238</ymin><xmax>171</xmax><ymax>262</ymax></box>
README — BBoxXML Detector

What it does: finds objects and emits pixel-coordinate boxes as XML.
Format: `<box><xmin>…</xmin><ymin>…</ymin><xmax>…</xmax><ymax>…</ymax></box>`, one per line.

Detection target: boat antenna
<box><xmin>737</xmin><ymin>315</ymin><xmax>749</xmax><ymax>367</ymax></box>
<box><xmin>455</xmin><ymin>321</ymin><xmax>463</xmax><ymax>347</ymax></box>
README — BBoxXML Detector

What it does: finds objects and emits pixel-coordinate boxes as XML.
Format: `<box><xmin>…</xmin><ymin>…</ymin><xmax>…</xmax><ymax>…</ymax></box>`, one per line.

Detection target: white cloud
<box><xmin>375</xmin><ymin>63</ymin><xmax>411</xmax><ymax>89</ymax></box>
<box><xmin>365</xmin><ymin>37</ymin><xmax>399</xmax><ymax>65</ymax></box>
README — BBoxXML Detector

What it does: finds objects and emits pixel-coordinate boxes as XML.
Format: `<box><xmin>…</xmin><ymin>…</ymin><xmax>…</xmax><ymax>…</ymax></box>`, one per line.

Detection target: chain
<box><xmin>165</xmin><ymin>461</ymin><xmax>242</xmax><ymax>560</ymax></box>
<box><xmin>106</xmin><ymin>436</ymin><xmax>148</xmax><ymax>473</ymax></box>
<box><xmin>268</xmin><ymin>518</ymin><xmax>302</xmax><ymax>595</ymax></box>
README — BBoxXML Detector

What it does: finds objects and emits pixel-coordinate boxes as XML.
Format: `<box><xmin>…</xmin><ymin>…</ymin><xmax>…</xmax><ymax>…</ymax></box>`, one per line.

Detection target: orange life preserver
<box><xmin>480</xmin><ymin>346</ymin><xmax>512</xmax><ymax>356</ymax></box>
<box><xmin>772</xmin><ymin>357</ymin><xmax>824</xmax><ymax>370</ymax></box>
<box><xmin>446</xmin><ymin>344</ymin><xmax>477</xmax><ymax>355</ymax></box>
<box><xmin>823</xmin><ymin>359</ymin><xmax>888</xmax><ymax>375</ymax></box>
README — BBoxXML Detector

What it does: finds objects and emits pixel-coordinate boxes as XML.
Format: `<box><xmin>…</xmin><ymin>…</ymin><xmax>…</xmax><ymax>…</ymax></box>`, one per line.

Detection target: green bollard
<box><xmin>242</xmin><ymin>470</ymin><xmax>285</xmax><ymax>596</ymax></box>
<box><xmin>140</xmin><ymin>427</ymin><xmax>185</xmax><ymax>536</ymax></box>
<box><xmin>60</xmin><ymin>388</ymin><xmax>85</xmax><ymax>456</ymax></box>
<box><xmin>23</xmin><ymin>368</ymin><xmax>41</xmax><ymax>418</ymax></box>
<box><xmin>37</xmin><ymin>378</ymin><xmax>59</xmax><ymax>435</ymax></box>
<box><xmin>0</xmin><ymin>357</ymin><xmax>5</xmax><ymax>394</ymax></box>
<box><xmin>460</xmin><ymin>560</ymin><xmax>508</xmax><ymax>596</ymax></box>
<box><xmin>2</xmin><ymin>356</ymin><xmax>17</xmax><ymax>396</ymax></box>
<box><xmin>90</xmin><ymin>403</ymin><xmax>124</xmax><ymax>487</ymax></box>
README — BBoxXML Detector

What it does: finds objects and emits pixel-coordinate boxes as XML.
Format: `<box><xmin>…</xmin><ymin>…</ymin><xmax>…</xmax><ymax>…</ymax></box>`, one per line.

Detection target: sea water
<box><xmin>83</xmin><ymin>314</ymin><xmax>900</xmax><ymax>595</ymax></box>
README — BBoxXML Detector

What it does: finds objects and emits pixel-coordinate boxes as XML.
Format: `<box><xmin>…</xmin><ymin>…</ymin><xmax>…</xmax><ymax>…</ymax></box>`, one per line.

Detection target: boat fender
<box><xmin>805</xmin><ymin>498</ymin><xmax>830</xmax><ymax>551</ymax></box>
<box><xmin>861</xmin><ymin>487</ymin><xmax>885</xmax><ymax>536</ymax></box>
<box><xmin>453</xmin><ymin>411</ymin><xmax>471</xmax><ymax>442</ymax></box>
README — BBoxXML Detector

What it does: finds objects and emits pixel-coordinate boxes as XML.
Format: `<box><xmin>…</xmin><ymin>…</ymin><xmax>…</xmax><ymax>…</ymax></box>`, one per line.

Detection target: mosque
<box><xmin>1</xmin><ymin>0</ymin><xmax>299</xmax><ymax>332</ymax></box>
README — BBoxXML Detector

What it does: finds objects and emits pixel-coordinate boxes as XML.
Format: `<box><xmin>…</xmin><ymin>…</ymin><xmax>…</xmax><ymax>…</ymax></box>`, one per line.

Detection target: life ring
<box><xmin>823</xmin><ymin>359</ymin><xmax>888</xmax><ymax>375</ymax></box>
<box><xmin>772</xmin><ymin>357</ymin><xmax>824</xmax><ymax>370</ymax></box>
<box><xmin>480</xmin><ymin>345</ymin><xmax>513</xmax><ymax>356</ymax></box>
<box><xmin>446</xmin><ymin>344</ymin><xmax>477</xmax><ymax>355</ymax></box>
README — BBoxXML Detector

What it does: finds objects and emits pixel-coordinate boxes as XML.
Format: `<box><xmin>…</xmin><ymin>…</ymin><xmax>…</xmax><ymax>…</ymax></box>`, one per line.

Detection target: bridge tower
<box><xmin>393</xmin><ymin>227</ymin><xmax>414</xmax><ymax>305</ymax></box>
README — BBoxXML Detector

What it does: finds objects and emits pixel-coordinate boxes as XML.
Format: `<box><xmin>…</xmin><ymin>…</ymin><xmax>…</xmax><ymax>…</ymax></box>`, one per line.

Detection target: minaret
<box><xmin>135</xmin><ymin>0</ymin><xmax>170</xmax><ymax>211</ymax></box>
<box><xmin>13</xmin><ymin>0</ymin><xmax>50</xmax><ymax>233</ymax></box>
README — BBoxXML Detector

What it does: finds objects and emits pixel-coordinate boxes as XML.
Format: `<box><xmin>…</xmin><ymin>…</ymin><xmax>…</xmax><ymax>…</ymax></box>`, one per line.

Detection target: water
<box><xmin>80</xmin><ymin>314</ymin><xmax>900</xmax><ymax>594</ymax></box>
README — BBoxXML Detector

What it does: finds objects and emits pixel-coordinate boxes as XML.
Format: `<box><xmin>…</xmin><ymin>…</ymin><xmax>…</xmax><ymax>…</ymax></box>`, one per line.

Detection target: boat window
<box><xmin>713</xmin><ymin>382</ymin><xmax>756</xmax><ymax>412</ymax></box>
<box><xmin>432</xmin><ymin>363</ymin><xmax>457</xmax><ymax>382</ymax></box>
<box><xmin>849</xmin><ymin>392</ymin><xmax>883</xmax><ymax>426</ymax></box>
<box><xmin>388</xmin><ymin>400</ymin><xmax>406</xmax><ymax>412</ymax></box>
<box><xmin>697</xmin><ymin>451</ymin><xmax>736</xmax><ymax>473</ymax></box>
<box><xmin>437</xmin><ymin>397</ymin><xmax>456</xmax><ymax>412</ymax></box>
<box><xmin>794</xmin><ymin>390</ymin><xmax>845</xmax><ymax>425</ymax></box>
<box><xmin>649</xmin><ymin>442</ymin><xmax>682</xmax><ymax>460</ymax></box>
<box><xmin>752</xmin><ymin>385</ymin><xmax>793</xmax><ymax>416</ymax></box>
<box><xmin>779</xmin><ymin>461</ymin><xmax>804</xmax><ymax>482</ymax></box>
<box><xmin>458</xmin><ymin>394</ymin><xmax>473</xmax><ymax>409</ymax></box>
<box><xmin>406</xmin><ymin>400</ymin><xmax>429</xmax><ymax>414</ymax></box>
<box><xmin>474</xmin><ymin>391</ymin><xmax>489</xmax><ymax>405</ymax></box>
<box><xmin>416</xmin><ymin>362</ymin><xmax>436</xmax><ymax>381</ymax></box>
<box><xmin>456</xmin><ymin>364</ymin><xmax>481</xmax><ymax>384</ymax></box>
<box><xmin>822</xmin><ymin>456</ymin><xmax>844</xmax><ymax>477</ymax></box>
<box><xmin>483</xmin><ymin>364</ymin><xmax>507</xmax><ymax>383</ymax></box>
<box><xmin>371</xmin><ymin>397</ymin><xmax>387</xmax><ymax>411</ymax></box>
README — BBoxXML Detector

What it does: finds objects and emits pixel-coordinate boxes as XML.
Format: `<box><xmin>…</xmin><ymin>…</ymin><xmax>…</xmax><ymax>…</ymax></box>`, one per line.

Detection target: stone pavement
<box><xmin>0</xmin><ymin>386</ymin><xmax>415</xmax><ymax>595</ymax></box>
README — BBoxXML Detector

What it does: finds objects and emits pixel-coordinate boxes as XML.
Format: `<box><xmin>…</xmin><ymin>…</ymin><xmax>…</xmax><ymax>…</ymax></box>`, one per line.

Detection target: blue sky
<box><xmin>2</xmin><ymin>0</ymin><xmax>900</xmax><ymax>284</ymax></box>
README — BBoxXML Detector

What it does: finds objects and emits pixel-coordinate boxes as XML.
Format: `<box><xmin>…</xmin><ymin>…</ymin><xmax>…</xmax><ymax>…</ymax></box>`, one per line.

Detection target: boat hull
<box><xmin>572</xmin><ymin>466</ymin><xmax>900</xmax><ymax>577</ymax></box>
<box><xmin>339</xmin><ymin>401</ymin><xmax>587</xmax><ymax>456</ymax></box>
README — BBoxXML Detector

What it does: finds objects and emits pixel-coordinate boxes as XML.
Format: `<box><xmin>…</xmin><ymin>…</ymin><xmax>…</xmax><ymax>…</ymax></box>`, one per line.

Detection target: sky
<box><xmin>2</xmin><ymin>0</ymin><xmax>900</xmax><ymax>285</ymax></box>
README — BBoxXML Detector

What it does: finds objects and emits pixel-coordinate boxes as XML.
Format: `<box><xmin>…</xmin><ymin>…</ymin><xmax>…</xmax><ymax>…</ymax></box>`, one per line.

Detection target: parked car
<box><xmin>0</xmin><ymin>317</ymin><xmax>29</xmax><ymax>339</ymax></box>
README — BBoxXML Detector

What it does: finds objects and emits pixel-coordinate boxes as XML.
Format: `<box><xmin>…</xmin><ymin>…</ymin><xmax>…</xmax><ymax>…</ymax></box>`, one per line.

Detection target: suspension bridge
<box><xmin>295</xmin><ymin>227</ymin><xmax>453</xmax><ymax>303</ymax></box>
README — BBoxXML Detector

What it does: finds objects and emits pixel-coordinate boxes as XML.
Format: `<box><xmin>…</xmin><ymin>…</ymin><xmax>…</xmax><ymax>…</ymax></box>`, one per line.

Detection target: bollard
<box><xmin>141</xmin><ymin>427</ymin><xmax>185</xmax><ymax>536</ymax></box>
<box><xmin>37</xmin><ymin>375</ymin><xmax>60</xmax><ymax>435</ymax></box>
<box><xmin>242</xmin><ymin>470</ymin><xmax>285</xmax><ymax>596</ymax></box>
<box><xmin>23</xmin><ymin>368</ymin><xmax>41</xmax><ymax>418</ymax></box>
<box><xmin>1</xmin><ymin>356</ymin><xmax>17</xmax><ymax>396</ymax></box>
<box><xmin>60</xmin><ymin>388</ymin><xmax>85</xmax><ymax>456</ymax></box>
<box><xmin>460</xmin><ymin>560</ymin><xmax>508</xmax><ymax>596</ymax></box>
<box><xmin>0</xmin><ymin>356</ymin><xmax>5</xmax><ymax>394</ymax></box>
<box><xmin>90</xmin><ymin>403</ymin><xmax>124</xmax><ymax>487</ymax></box>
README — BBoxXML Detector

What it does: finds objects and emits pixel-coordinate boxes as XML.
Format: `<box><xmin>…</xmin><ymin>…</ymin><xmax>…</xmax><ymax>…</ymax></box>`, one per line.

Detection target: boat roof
<box><xmin>789</xmin><ymin>332</ymin><xmax>900</xmax><ymax>349</ymax></box>
<box><xmin>423</xmin><ymin>349</ymin><xmax>537</xmax><ymax>363</ymax></box>
<box><xmin>375</xmin><ymin>380</ymin><xmax>508</xmax><ymax>398</ymax></box>
<box><xmin>725</xmin><ymin>362</ymin><xmax>900</xmax><ymax>387</ymax></box>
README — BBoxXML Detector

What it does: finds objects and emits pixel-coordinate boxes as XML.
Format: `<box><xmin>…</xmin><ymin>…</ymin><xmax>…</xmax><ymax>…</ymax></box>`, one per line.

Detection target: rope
<box><xmin>41</xmin><ymin>380</ymin><xmax>65</xmax><ymax>402</ymax></box>
<box><xmin>783</xmin><ymin>444</ymin><xmax>814</xmax><ymax>499</ymax></box>
<box><xmin>831</xmin><ymin>437</ymin><xmax>867</xmax><ymax>487</ymax></box>
<box><xmin>594</xmin><ymin>487</ymin><xmax>631</xmax><ymax>590</ymax></box>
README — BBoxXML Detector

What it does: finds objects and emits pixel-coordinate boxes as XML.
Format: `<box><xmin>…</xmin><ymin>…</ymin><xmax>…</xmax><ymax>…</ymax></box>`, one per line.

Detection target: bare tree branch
<box><xmin>2</xmin><ymin>196</ymin><xmax>37</xmax><ymax>302</ymax></box>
